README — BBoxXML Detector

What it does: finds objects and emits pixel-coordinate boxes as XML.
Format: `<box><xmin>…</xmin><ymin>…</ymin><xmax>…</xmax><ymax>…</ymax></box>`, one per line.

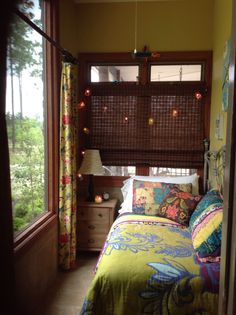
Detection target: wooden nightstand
<box><xmin>77</xmin><ymin>199</ymin><xmax>117</xmax><ymax>251</ymax></box>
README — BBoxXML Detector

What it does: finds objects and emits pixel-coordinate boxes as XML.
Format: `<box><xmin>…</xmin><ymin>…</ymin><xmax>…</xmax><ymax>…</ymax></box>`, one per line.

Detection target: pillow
<box><xmin>119</xmin><ymin>173</ymin><xmax>199</xmax><ymax>214</ymax></box>
<box><xmin>132</xmin><ymin>180</ymin><xmax>192</xmax><ymax>215</ymax></box>
<box><xmin>157</xmin><ymin>188</ymin><xmax>202</xmax><ymax>226</ymax></box>
<box><xmin>189</xmin><ymin>189</ymin><xmax>223</xmax><ymax>262</ymax></box>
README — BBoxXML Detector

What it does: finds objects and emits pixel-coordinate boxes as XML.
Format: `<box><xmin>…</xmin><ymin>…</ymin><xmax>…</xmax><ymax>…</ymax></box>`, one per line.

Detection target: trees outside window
<box><xmin>6</xmin><ymin>0</ymin><xmax>59</xmax><ymax>239</ymax></box>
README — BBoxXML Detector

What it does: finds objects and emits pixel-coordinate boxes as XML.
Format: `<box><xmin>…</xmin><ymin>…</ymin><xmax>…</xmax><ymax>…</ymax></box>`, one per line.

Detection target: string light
<box><xmin>124</xmin><ymin>116</ymin><xmax>129</xmax><ymax>123</ymax></box>
<box><xmin>77</xmin><ymin>173</ymin><xmax>83</xmax><ymax>180</ymax></box>
<box><xmin>148</xmin><ymin>117</ymin><xmax>154</xmax><ymax>125</ymax></box>
<box><xmin>172</xmin><ymin>109</ymin><xmax>178</xmax><ymax>117</ymax></box>
<box><xmin>81</xmin><ymin>150</ymin><xmax>85</xmax><ymax>156</ymax></box>
<box><xmin>195</xmin><ymin>91</ymin><xmax>202</xmax><ymax>100</ymax></box>
<box><xmin>84</xmin><ymin>88</ymin><xmax>91</xmax><ymax>96</ymax></box>
<box><xmin>103</xmin><ymin>106</ymin><xmax>108</xmax><ymax>112</ymax></box>
<box><xmin>83</xmin><ymin>127</ymin><xmax>90</xmax><ymax>134</ymax></box>
<box><xmin>78</xmin><ymin>101</ymin><xmax>86</xmax><ymax>109</ymax></box>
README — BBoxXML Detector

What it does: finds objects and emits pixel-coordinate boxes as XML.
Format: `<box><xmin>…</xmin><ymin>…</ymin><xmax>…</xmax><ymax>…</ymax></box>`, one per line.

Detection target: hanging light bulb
<box><xmin>124</xmin><ymin>116</ymin><xmax>129</xmax><ymax>123</ymax></box>
<box><xmin>103</xmin><ymin>106</ymin><xmax>108</xmax><ymax>112</ymax></box>
<box><xmin>81</xmin><ymin>150</ymin><xmax>85</xmax><ymax>156</ymax></box>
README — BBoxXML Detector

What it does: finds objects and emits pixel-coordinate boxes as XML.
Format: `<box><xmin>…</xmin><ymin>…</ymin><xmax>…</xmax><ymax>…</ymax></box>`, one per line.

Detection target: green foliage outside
<box><xmin>6</xmin><ymin>0</ymin><xmax>45</xmax><ymax>234</ymax></box>
<box><xmin>6</xmin><ymin>113</ymin><xmax>45</xmax><ymax>233</ymax></box>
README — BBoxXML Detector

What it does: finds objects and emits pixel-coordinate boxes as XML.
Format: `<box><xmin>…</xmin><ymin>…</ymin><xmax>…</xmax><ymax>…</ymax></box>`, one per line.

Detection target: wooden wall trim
<box><xmin>14</xmin><ymin>213</ymin><xmax>57</xmax><ymax>258</ymax></box>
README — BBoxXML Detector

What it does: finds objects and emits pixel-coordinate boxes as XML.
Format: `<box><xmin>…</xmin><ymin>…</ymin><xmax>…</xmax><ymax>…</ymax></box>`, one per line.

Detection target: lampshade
<box><xmin>79</xmin><ymin>149</ymin><xmax>104</xmax><ymax>175</ymax></box>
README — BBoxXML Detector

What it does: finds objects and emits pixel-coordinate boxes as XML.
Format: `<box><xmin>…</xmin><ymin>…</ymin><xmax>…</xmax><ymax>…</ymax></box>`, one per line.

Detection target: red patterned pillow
<box><xmin>158</xmin><ymin>188</ymin><xmax>202</xmax><ymax>226</ymax></box>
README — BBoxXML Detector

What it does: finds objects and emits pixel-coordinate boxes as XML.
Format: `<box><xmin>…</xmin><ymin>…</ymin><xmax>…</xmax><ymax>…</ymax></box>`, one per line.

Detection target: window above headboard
<box><xmin>78</xmin><ymin>51</ymin><xmax>212</xmax><ymax>182</ymax></box>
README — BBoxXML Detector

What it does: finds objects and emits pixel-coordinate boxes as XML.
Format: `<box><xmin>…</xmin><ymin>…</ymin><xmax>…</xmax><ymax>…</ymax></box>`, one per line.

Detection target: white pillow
<box><xmin>119</xmin><ymin>174</ymin><xmax>200</xmax><ymax>214</ymax></box>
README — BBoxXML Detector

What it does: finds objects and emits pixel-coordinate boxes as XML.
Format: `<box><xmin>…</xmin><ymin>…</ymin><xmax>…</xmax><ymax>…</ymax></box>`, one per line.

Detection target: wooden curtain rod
<box><xmin>14</xmin><ymin>8</ymin><xmax>78</xmax><ymax>64</ymax></box>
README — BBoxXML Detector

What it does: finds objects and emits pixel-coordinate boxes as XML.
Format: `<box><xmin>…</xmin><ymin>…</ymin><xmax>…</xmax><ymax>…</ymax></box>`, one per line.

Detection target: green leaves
<box><xmin>7</xmin><ymin>114</ymin><xmax>45</xmax><ymax>232</ymax></box>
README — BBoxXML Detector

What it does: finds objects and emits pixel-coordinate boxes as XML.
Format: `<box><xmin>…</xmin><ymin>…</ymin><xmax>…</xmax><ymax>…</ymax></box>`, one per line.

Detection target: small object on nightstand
<box><xmin>102</xmin><ymin>192</ymin><xmax>110</xmax><ymax>201</ymax></box>
<box><xmin>95</xmin><ymin>195</ymin><xmax>103</xmax><ymax>204</ymax></box>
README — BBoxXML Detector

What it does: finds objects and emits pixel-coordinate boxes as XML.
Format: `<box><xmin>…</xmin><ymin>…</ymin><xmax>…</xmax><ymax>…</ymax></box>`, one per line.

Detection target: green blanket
<box><xmin>80</xmin><ymin>214</ymin><xmax>220</xmax><ymax>315</ymax></box>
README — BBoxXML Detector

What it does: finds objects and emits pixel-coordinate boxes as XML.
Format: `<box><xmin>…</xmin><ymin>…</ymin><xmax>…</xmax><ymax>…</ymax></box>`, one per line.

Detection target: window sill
<box><xmin>14</xmin><ymin>212</ymin><xmax>57</xmax><ymax>259</ymax></box>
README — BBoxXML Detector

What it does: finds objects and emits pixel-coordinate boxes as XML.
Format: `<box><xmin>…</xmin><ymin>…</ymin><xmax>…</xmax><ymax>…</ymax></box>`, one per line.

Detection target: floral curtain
<box><xmin>59</xmin><ymin>61</ymin><xmax>78</xmax><ymax>270</ymax></box>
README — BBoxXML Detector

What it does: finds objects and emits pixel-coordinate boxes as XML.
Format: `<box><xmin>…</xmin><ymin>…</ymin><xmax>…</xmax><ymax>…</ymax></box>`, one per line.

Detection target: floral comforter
<box><xmin>80</xmin><ymin>213</ymin><xmax>220</xmax><ymax>315</ymax></box>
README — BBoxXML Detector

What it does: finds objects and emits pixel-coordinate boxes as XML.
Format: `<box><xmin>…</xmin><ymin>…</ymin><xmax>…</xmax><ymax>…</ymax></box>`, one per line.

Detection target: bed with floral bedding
<box><xmin>80</xmin><ymin>175</ymin><xmax>223</xmax><ymax>315</ymax></box>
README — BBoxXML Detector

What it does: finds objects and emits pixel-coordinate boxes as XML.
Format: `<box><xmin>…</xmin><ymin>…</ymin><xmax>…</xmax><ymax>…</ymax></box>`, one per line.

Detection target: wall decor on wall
<box><xmin>222</xmin><ymin>39</ymin><xmax>231</xmax><ymax>112</ymax></box>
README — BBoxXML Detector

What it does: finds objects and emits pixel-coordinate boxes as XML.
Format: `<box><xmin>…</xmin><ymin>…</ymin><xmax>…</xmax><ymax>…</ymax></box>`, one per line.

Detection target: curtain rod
<box><xmin>14</xmin><ymin>8</ymin><xmax>78</xmax><ymax>64</ymax></box>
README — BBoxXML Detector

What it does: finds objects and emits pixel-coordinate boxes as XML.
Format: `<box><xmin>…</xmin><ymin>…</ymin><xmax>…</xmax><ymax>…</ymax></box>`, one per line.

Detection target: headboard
<box><xmin>204</xmin><ymin>144</ymin><xmax>226</xmax><ymax>193</ymax></box>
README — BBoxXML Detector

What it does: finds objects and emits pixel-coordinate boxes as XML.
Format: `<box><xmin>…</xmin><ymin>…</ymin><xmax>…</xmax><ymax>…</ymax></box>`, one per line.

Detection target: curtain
<box><xmin>59</xmin><ymin>62</ymin><xmax>78</xmax><ymax>270</ymax></box>
<box><xmin>0</xmin><ymin>0</ymin><xmax>16</xmax><ymax>312</ymax></box>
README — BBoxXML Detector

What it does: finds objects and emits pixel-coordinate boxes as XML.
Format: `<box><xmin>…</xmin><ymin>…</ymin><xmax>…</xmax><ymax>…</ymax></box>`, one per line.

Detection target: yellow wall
<box><xmin>59</xmin><ymin>0</ymin><xmax>79</xmax><ymax>55</ymax></box>
<box><xmin>210</xmin><ymin>0</ymin><xmax>232</xmax><ymax>150</ymax></box>
<box><xmin>73</xmin><ymin>0</ymin><xmax>214</xmax><ymax>52</ymax></box>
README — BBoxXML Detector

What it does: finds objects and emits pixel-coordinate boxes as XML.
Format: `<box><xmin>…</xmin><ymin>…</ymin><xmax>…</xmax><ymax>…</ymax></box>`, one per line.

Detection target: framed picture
<box><xmin>222</xmin><ymin>39</ymin><xmax>231</xmax><ymax>112</ymax></box>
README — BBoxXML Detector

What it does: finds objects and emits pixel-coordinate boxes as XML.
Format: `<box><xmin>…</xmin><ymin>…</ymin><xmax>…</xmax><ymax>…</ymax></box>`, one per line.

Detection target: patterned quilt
<box><xmin>80</xmin><ymin>213</ymin><xmax>220</xmax><ymax>315</ymax></box>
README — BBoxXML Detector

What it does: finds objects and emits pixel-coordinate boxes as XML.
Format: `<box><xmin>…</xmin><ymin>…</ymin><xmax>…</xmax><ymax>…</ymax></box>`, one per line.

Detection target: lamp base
<box><xmin>87</xmin><ymin>174</ymin><xmax>95</xmax><ymax>202</ymax></box>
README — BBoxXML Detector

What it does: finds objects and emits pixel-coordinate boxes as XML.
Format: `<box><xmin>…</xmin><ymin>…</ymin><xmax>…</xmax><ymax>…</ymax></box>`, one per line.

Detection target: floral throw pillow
<box><xmin>132</xmin><ymin>180</ymin><xmax>192</xmax><ymax>215</ymax></box>
<box><xmin>157</xmin><ymin>188</ymin><xmax>202</xmax><ymax>226</ymax></box>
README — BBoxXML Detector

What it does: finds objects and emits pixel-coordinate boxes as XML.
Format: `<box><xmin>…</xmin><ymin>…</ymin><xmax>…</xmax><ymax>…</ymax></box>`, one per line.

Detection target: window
<box><xmin>149</xmin><ymin>167</ymin><xmax>196</xmax><ymax>177</ymax></box>
<box><xmin>78</xmin><ymin>52</ymin><xmax>211</xmax><ymax>178</ymax></box>
<box><xmin>104</xmin><ymin>166</ymin><xmax>135</xmax><ymax>176</ymax></box>
<box><xmin>91</xmin><ymin>65</ymin><xmax>139</xmax><ymax>82</ymax></box>
<box><xmin>150</xmin><ymin>64</ymin><xmax>202</xmax><ymax>81</ymax></box>
<box><xmin>6</xmin><ymin>0</ymin><xmax>58</xmax><ymax>244</ymax></box>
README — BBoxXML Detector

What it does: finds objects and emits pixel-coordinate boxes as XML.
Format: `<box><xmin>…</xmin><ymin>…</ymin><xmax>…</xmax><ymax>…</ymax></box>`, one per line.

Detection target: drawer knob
<box><xmin>88</xmin><ymin>224</ymin><xmax>95</xmax><ymax>230</ymax></box>
<box><xmin>98</xmin><ymin>213</ymin><xmax>103</xmax><ymax>217</ymax></box>
<box><xmin>88</xmin><ymin>239</ymin><xmax>95</xmax><ymax>243</ymax></box>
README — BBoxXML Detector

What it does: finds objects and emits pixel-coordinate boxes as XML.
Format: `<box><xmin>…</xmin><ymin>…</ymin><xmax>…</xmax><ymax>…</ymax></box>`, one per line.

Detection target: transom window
<box><xmin>91</xmin><ymin>65</ymin><xmax>139</xmax><ymax>82</ymax></box>
<box><xmin>150</xmin><ymin>64</ymin><xmax>202</xmax><ymax>82</ymax></box>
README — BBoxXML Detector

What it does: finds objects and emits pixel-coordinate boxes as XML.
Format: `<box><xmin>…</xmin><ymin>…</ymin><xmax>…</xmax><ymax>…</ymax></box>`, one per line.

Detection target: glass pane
<box><xmin>91</xmin><ymin>65</ymin><xmax>139</xmax><ymax>82</ymax></box>
<box><xmin>103</xmin><ymin>166</ymin><xmax>136</xmax><ymax>176</ymax></box>
<box><xmin>150</xmin><ymin>65</ymin><xmax>202</xmax><ymax>81</ymax></box>
<box><xmin>6</xmin><ymin>0</ymin><xmax>46</xmax><ymax>234</ymax></box>
<box><xmin>149</xmin><ymin>167</ymin><xmax>196</xmax><ymax>177</ymax></box>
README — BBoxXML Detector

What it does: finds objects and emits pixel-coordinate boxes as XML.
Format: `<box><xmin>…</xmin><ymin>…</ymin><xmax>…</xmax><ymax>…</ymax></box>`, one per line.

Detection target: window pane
<box><xmin>91</xmin><ymin>65</ymin><xmax>139</xmax><ymax>82</ymax></box>
<box><xmin>150</xmin><ymin>65</ymin><xmax>202</xmax><ymax>81</ymax></box>
<box><xmin>103</xmin><ymin>166</ymin><xmax>136</xmax><ymax>176</ymax></box>
<box><xmin>6</xmin><ymin>0</ymin><xmax>46</xmax><ymax>234</ymax></box>
<box><xmin>149</xmin><ymin>167</ymin><xmax>196</xmax><ymax>176</ymax></box>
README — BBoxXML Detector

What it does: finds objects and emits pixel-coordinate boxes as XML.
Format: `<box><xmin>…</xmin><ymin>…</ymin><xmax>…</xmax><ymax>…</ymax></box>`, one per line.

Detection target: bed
<box><xmin>80</xmin><ymin>159</ymin><xmax>224</xmax><ymax>315</ymax></box>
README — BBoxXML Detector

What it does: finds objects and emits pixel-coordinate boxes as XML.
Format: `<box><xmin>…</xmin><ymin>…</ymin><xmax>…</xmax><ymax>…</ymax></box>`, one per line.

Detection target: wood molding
<box><xmin>14</xmin><ymin>213</ymin><xmax>57</xmax><ymax>258</ymax></box>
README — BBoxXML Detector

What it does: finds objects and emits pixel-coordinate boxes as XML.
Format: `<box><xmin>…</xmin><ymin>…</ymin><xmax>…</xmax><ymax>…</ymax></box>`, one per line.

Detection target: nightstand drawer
<box><xmin>78</xmin><ymin>221</ymin><xmax>109</xmax><ymax>235</ymax></box>
<box><xmin>77</xmin><ymin>199</ymin><xmax>118</xmax><ymax>251</ymax></box>
<box><xmin>78</xmin><ymin>234</ymin><xmax>107</xmax><ymax>249</ymax></box>
<box><xmin>78</xmin><ymin>207</ymin><xmax>110</xmax><ymax>223</ymax></box>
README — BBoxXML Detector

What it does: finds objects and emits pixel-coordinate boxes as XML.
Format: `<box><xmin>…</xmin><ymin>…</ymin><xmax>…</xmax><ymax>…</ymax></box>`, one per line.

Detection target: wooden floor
<box><xmin>36</xmin><ymin>251</ymin><xmax>99</xmax><ymax>315</ymax></box>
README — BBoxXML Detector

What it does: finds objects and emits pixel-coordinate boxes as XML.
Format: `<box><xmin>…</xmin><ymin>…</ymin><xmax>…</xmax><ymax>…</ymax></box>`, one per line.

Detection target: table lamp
<box><xmin>78</xmin><ymin>149</ymin><xmax>104</xmax><ymax>202</ymax></box>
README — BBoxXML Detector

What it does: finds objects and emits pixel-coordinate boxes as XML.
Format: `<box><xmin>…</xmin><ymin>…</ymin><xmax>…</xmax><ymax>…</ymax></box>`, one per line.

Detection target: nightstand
<box><xmin>77</xmin><ymin>199</ymin><xmax>118</xmax><ymax>251</ymax></box>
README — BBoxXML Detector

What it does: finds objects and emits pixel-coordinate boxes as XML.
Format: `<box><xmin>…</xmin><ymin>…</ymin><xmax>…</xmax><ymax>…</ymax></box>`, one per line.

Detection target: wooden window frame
<box><xmin>14</xmin><ymin>0</ymin><xmax>60</xmax><ymax>256</ymax></box>
<box><xmin>78</xmin><ymin>51</ymin><xmax>212</xmax><ymax>189</ymax></box>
